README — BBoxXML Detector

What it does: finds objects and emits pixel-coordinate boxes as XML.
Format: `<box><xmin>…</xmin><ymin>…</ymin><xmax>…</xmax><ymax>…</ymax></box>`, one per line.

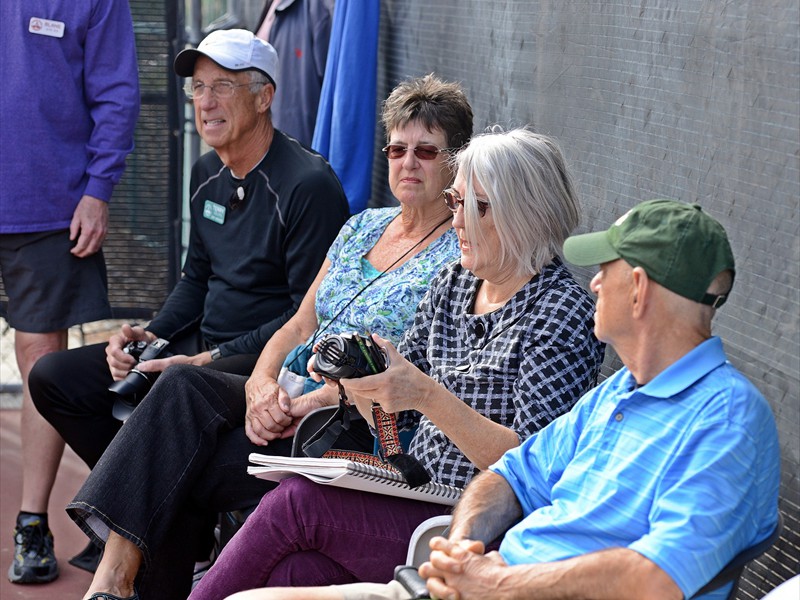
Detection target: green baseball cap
<box><xmin>563</xmin><ymin>199</ymin><xmax>735</xmax><ymax>307</ymax></box>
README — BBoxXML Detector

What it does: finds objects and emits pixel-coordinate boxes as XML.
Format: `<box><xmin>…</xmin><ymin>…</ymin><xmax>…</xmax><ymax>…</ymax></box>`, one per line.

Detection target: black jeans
<box><xmin>30</xmin><ymin>334</ymin><xmax>258</xmax><ymax>468</ymax></box>
<box><xmin>35</xmin><ymin>359</ymin><xmax>372</xmax><ymax>599</ymax></box>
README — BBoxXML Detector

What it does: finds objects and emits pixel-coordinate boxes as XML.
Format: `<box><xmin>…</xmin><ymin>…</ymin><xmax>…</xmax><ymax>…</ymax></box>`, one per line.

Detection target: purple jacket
<box><xmin>0</xmin><ymin>0</ymin><xmax>140</xmax><ymax>233</ymax></box>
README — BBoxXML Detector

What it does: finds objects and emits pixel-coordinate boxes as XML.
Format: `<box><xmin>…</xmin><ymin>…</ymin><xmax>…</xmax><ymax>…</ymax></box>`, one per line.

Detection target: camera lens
<box><xmin>108</xmin><ymin>368</ymin><xmax>149</xmax><ymax>395</ymax></box>
<box><xmin>314</xmin><ymin>333</ymin><xmax>386</xmax><ymax>380</ymax></box>
<box><xmin>315</xmin><ymin>336</ymin><xmax>350</xmax><ymax>379</ymax></box>
<box><xmin>107</xmin><ymin>338</ymin><xmax>171</xmax><ymax>421</ymax></box>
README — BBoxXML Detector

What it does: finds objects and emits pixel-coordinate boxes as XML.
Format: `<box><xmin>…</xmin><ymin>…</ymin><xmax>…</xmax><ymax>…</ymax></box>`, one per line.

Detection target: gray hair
<box><xmin>454</xmin><ymin>128</ymin><xmax>581</xmax><ymax>276</ymax></box>
<box><xmin>247</xmin><ymin>69</ymin><xmax>272</xmax><ymax>93</ymax></box>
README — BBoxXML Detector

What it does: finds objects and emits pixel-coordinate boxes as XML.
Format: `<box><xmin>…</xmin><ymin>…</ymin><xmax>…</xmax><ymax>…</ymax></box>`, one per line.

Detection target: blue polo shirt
<box><xmin>491</xmin><ymin>337</ymin><xmax>780</xmax><ymax>599</ymax></box>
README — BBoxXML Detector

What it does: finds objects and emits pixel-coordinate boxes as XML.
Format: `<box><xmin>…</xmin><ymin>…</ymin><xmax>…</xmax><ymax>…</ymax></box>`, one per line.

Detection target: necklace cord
<box><xmin>290</xmin><ymin>214</ymin><xmax>452</xmax><ymax>367</ymax></box>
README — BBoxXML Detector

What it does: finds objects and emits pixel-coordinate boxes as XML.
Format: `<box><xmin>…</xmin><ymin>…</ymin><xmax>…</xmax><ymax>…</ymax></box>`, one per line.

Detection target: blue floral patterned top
<box><xmin>312</xmin><ymin>207</ymin><xmax>459</xmax><ymax>345</ymax></box>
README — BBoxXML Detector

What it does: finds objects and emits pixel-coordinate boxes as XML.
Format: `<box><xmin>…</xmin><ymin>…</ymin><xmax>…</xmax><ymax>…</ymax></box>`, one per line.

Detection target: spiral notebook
<box><xmin>248</xmin><ymin>453</ymin><xmax>463</xmax><ymax>506</ymax></box>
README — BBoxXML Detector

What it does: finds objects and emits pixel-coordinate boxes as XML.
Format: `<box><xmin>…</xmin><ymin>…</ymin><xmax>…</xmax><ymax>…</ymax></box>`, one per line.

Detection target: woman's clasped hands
<box><xmin>244</xmin><ymin>368</ymin><xmax>337</xmax><ymax>446</ymax></box>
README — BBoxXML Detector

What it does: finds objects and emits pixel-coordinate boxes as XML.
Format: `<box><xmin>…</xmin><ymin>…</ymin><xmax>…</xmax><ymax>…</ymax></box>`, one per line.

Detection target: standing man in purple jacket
<box><xmin>0</xmin><ymin>0</ymin><xmax>140</xmax><ymax>585</ymax></box>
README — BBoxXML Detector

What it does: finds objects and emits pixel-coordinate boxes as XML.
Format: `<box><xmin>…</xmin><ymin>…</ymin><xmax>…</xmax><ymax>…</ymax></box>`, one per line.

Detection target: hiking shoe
<box><xmin>7</xmin><ymin>515</ymin><xmax>59</xmax><ymax>584</ymax></box>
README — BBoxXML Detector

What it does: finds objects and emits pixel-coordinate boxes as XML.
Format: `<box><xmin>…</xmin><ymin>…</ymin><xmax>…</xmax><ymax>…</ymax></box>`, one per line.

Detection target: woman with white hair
<box><xmin>190</xmin><ymin>128</ymin><xmax>605</xmax><ymax>598</ymax></box>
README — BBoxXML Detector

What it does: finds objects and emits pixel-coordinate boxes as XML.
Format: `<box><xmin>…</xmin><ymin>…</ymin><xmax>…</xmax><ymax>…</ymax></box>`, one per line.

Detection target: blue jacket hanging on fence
<box><xmin>312</xmin><ymin>0</ymin><xmax>380</xmax><ymax>214</ymax></box>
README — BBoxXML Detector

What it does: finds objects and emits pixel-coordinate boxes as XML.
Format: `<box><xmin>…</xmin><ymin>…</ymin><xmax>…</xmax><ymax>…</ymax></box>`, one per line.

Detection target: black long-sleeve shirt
<box><xmin>147</xmin><ymin>131</ymin><xmax>349</xmax><ymax>357</ymax></box>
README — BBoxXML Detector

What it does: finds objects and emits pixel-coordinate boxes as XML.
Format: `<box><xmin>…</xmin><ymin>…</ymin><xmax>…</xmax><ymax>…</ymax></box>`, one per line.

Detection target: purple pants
<box><xmin>189</xmin><ymin>477</ymin><xmax>450</xmax><ymax>597</ymax></box>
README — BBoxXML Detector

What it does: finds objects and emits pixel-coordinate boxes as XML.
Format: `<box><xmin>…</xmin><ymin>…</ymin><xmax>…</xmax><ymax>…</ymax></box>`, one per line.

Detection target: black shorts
<box><xmin>0</xmin><ymin>230</ymin><xmax>111</xmax><ymax>333</ymax></box>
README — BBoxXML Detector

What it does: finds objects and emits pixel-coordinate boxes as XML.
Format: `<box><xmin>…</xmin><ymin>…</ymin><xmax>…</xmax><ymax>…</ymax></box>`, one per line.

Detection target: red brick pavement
<box><xmin>0</xmin><ymin>409</ymin><xmax>93</xmax><ymax>599</ymax></box>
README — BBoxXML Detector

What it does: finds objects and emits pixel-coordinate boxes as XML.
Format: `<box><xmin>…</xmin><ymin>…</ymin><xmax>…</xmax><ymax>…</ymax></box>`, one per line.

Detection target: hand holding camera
<box><xmin>105</xmin><ymin>324</ymin><xmax>154</xmax><ymax>378</ymax></box>
<box><xmin>317</xmin><ymin>332</ymin><xmax>438</xmax><ymax>416</ymax></box>
<box><xmin>306</xmin><ymin>333</ymin><xmax>432</xmax><ymax>487</ymax></box>
<box><xmin>312</xmin><ymin>332</ymin><xmax>388</xmax><ymax>381</ymax></box>
<box><xmin>108</xmin><ymin>337</ymin><xmax>172</xmax><ymax>421</ymax></box>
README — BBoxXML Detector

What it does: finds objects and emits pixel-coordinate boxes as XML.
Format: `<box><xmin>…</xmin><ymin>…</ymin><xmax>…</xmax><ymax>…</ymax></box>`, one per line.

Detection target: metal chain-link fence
<box><xmin>0</xmin><ymin>319</ymin><xmax>21</xmax><ymax>400</ymax></box>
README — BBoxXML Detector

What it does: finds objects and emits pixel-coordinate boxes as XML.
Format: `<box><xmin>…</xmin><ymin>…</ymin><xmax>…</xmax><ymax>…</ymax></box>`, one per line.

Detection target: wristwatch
<box><xmin>209</xmin><ymin>347</ymin><xmax>222</xmax><ymax>361</ymax></box>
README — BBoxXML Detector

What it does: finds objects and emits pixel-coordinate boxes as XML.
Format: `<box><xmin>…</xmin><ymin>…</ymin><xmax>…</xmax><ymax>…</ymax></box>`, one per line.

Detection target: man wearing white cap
<box><xmin>27</xmin><ymin>29</ymin><xmax>349</xmax><ymax>596</ymax></box>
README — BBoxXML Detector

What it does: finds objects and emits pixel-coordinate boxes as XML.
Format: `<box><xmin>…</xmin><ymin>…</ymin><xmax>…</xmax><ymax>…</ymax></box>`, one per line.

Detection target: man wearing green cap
<box><xmin>247</xmin><ymin>200</ymin><xmax>781</xmax><ymax>600</ymax></box>
<box><xmin>417</xmin><ymin>199</ymin><xmax>780</xmax><ymax>600</ymax></box>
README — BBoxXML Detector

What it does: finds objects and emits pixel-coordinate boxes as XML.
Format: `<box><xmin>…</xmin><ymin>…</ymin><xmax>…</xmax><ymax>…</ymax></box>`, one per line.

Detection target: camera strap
<box><xmin>298</xmin><ymin>214</ymin><xmax>450</xmax><ymax>487</ymax></box>
<box><xmin>370</xmin><ymin>404</ymin><xmax>432</xmax><ymax>488</ymax></box>
<box><xmin>300</xmin><ymin>384</ymin><xmax>353</xmax><ymax>458</ymax></box>
<box><xmin>294</xmin><ymin>214</ymin><xmax>452</xmax><ymax>361</ymax></box>
<box><xmin>302</xmin><ymin>383</ymin><xmax>432</xmax><ymax>489</ymax></box>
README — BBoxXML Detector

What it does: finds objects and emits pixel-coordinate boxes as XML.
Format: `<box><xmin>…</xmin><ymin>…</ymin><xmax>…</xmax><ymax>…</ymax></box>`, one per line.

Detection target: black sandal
<box><xmin>88</xmin><ymin>593</ymin><xmax>139</xmax><ymax>600</ymax></box>
<box><xmin>69</xmin><ymin>540</ymin><xmax>103</xmax><ymax>573</ymax></box>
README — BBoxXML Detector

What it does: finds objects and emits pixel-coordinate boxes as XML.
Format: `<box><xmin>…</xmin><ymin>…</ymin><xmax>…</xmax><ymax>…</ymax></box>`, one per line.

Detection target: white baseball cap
<box><xmin>174</xmin><ymin>29</ymin><xmax>279</xmax><ymax>88</ymax></box>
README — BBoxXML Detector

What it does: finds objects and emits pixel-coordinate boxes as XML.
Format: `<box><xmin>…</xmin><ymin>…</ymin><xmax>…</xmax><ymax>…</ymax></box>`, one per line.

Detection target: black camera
<box><xmin>313</xmin><ymin>332</ymin><xmax>387</xmax><ymax>380</ymax></box>
<box><xmin>108</xmin><ymin>338</ymin><xmax>171</xmax><ymax>420</ymax></box>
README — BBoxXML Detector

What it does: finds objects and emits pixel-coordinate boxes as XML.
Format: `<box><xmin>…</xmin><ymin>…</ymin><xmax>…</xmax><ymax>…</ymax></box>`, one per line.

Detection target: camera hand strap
<box><xmin>370</xmin><ymin>403</ymin><xmax>432</xmax><ymax>488</ymax></box>
<box><xmin>300</xmin><ymin>383</ymin><xmax>353</xmax><ymax>458</ymax></box>
<box><xmin>302</xmin><ymin>384</ymin><xmax>432</xmax><ymax>489</ymax></box>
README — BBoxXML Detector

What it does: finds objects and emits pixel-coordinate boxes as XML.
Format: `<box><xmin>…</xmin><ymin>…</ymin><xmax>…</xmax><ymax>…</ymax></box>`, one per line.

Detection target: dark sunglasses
<box><xmin>381</xmin><ymin>144</ymin><xmax>442</xmax><ymax>160</ymax></box>
<box><xmin>443</xmin><ymin>188</ymin><xmax>490</xmax><ymax>217</ymax></box>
